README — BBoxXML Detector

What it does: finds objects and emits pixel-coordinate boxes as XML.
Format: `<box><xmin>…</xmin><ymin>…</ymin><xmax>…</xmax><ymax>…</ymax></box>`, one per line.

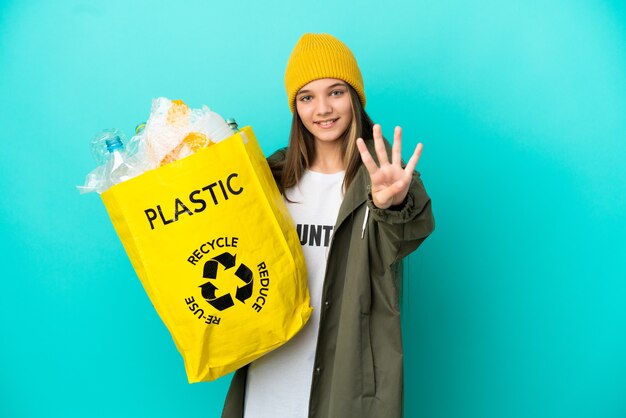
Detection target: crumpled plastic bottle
<box><xmin>77</xmin><ymin>129</ymin><xmax>140</xmax><ymax>194</ymax></box>
<box><xmin>103</xmin><ymin>135</ymin><xmax>137</xmax><ymax>187</ymax></box>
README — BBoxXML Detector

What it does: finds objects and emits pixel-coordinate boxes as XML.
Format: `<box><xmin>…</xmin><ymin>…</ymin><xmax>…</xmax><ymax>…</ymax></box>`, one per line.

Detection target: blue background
<box><xmin>1</xmin><ymin>0</ymin><xmax>625</xmax><ymax>417</ymax></box>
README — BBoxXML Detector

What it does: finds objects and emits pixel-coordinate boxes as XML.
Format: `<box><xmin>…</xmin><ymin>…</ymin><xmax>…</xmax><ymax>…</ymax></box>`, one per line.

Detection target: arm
<box><xmin>357</xmin><ymin>124</ymin><xmax>434</xmax><ymax>263</ymax></box>
<box><xmin>367</xmin><ymin>169</ymin><xmax>434</xmax><ymax>262</ymax></box>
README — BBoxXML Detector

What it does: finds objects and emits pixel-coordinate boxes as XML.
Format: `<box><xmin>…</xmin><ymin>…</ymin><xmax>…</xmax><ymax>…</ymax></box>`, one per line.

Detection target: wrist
<box><xmin>368</xmin><ymin>191</ymin><xmax>407</xmax><ymax>211</ymax></box>
<box><xmin>388</xmin><ymin>195</ymin><xmax>408</xmax><ymax>211</ymax></box>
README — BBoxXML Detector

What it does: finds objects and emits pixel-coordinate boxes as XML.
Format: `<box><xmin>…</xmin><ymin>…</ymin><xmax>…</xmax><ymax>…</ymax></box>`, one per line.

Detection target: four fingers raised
<box><xmin>373</xmin><ymin>124</ymin><xmax>389</xmax><ymax>166</ymax></box>
<box><xmin>357</xmin><ymin>124</ymin><xmax>423</xmax><ymax>171</ymax></box>
<box><xmin>392</xmin><ymin>126</ymin><xmax>402</xmax><ymax>166</ymax></box>
<box><xmin>356</xmin><ymin>137</ymin><xmax>380</xmax><ymax>175</ymax></box>
<box><xmin>356</xmin><ymin>124</ymin><xmax>424</xmax><ymax>208</ymax></box>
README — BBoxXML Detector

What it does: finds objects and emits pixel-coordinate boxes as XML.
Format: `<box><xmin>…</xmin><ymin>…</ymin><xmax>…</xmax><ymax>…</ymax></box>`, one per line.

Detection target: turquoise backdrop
<box><xmin>1</xmin><ymin>0</ymin><xmax>625</xmax><ymax>417</ymax></box>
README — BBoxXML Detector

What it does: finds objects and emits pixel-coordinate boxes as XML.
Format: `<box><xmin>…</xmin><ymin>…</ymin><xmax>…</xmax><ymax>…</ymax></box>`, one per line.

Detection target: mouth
<box><xmin>314</xmin><ymin>118</ymin><xmax>339</xmax><ymax>128</ymax></box>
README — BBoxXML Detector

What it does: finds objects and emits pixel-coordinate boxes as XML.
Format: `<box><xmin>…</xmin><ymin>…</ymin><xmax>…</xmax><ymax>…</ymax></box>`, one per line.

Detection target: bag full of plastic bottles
<box><xmin>79</xmin><ymin>98</ymin><xmax>311</xmax><ymax>383</ymax></box>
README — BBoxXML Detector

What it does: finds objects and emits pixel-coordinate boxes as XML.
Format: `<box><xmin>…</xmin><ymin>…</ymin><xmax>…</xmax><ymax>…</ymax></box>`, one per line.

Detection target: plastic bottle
<box><xmin>78</xmin><ymin>130</ymin><xmax>138</xmax><ymax>194</ymax></box>
<box><xmin>226</xmin><ymin>118</ymin><xmax>239</xmax><ymax>132</ymax></box>
<box><xmin>226</xmin><ymin>117</ymin><xmax>249</xmax><ymax>144</ymax></box>
<box><xmin>103</xmin><ymin>135</ymin><xmax>137</xmax><ymax>188</ymax></box>
<box><xmin>135</xmin><ymin>122</ymin><xmax>147</xmax><ymax>135</ymax></box>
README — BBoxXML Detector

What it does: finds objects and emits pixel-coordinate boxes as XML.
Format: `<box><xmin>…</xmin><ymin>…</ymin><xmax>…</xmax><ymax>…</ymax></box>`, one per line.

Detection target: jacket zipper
<box><xmin>308</xmin><ymin>228</ymin><xmax>336</xmax><ymax>417</ymax></box>
<box><xmin>361</xmin><ymin>206</ymin><xmax>370</xmax><ymax>239</ymax></box>
<box><xmin>308</xmin><ymin>203</ymin><xmax>367</xmax><ymax>415</ymax></box>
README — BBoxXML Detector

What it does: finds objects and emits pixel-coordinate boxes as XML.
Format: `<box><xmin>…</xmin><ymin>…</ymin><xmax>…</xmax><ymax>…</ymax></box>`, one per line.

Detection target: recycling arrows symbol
<box><xmin>200</xmin><ymin>252</ymin><xmax>253</xmax><ymax>311</ymax></box>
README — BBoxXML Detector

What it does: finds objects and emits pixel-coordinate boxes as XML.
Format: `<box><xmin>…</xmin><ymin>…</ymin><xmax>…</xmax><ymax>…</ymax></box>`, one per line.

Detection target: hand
<box><xmin>356</xmin><ymin>124</ymin><xmax>423</xmax><ymax>209</ymax></box>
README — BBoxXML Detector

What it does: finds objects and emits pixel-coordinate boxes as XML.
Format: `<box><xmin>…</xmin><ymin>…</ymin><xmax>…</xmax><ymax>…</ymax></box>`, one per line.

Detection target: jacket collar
<box><xmin>335</xmin><ymin>164</ymin><xmax>368</xmax><ymax>231</ymax></box>
<box><xmin>269</xmin><ymin>139</ymin><xmax>378</xmax><ymax>232</ymax></box>
<box><xmin>335</xmin><ymin>137</ymin><xmax>380</xmax><ymax>231</ymax></box>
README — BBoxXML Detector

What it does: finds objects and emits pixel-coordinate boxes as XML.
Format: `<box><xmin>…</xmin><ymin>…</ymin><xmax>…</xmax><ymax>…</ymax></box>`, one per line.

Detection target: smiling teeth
<box><xmin>318</xmin><ymin>119</ymin><xmax>337</xmax><ymax>126</ymax></box>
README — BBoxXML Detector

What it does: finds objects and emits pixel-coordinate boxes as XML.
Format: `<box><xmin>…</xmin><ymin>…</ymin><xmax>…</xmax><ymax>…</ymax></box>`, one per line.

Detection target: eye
<box><xmin>330</xmin><ymin>89</ymin><xmax>345</xmax><ymax>97</ymax></box>
<box><xmin>298</xmin><ymin>95</ymin><xmax>312</xmax><ymax>102</ymax></box>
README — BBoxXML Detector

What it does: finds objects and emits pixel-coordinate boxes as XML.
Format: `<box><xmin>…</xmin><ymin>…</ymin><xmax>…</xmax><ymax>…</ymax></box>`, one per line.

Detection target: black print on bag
<box><xmin>184</xmin><ymin>236</ymin><xmax>271</xmax><ymax>325</ymax></box>
<box><xmin>200</xmin><ymin>252</ymin><xmax>253</xmax><ymax>311</ymax></box>
<box><xmin>296</xmin><ymin>224</ymin><xmax>333</xmax><ymax>247</ymax></box>
<box><xmin>185</xmin><ymin>296</ymin><xmax>222</xmax><ymax>325</ymax></box>
<box><xmin>143</xmin><ymin>172</ymin><xmax>244</xmax><ymax>230</ymax></box>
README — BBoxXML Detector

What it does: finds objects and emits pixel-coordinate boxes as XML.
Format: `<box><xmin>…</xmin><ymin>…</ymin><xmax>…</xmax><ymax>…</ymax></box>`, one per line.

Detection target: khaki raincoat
<box><xmin>222</xmin><ymin>142</ymin><xmax>434</xmax><ymax>418</ymax></box>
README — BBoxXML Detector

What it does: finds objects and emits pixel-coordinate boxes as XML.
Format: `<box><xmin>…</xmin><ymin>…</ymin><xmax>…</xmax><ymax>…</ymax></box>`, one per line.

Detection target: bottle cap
<box><xmin>135</xmin><ymin>122</ymin><xmax>147</xmax><ymax>135</ymax></box>
<box><xmin>226</xmin><ymin>118</ymin><xmax>239</xmax><ymax>131</ymax></box>
<box><xmin>105</xmin><ymin>136</ymin><xmax>124</xmax><ymax>152</ymax></box>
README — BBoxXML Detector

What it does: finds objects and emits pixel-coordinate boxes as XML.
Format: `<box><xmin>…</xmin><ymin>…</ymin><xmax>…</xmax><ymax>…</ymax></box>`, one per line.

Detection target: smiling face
<box><xmin>295</xmin><ymin>78</ymin><xmax>353</xmax><ymax>145</ymax></box>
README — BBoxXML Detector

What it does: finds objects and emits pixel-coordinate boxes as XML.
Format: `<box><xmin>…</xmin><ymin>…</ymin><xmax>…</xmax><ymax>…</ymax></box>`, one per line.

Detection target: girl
<box><xmin>222</xmin><ymin>33</ymin><xmax>434</xmax><ymax>418</ymax></box>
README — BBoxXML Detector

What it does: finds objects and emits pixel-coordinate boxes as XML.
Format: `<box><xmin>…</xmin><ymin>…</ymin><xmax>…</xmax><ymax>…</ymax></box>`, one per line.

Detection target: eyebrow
<box><xmin>297</xmin><ymin>82</ymin><xmax>347</xmax><ymax>96</ymax></box>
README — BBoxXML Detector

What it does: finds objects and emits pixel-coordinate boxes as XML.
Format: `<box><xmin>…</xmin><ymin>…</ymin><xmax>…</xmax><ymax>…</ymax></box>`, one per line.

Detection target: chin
<box><xmin>315</xmin><ymin>134</ymin><xmax>343</xmax><ymax>143</ymax></box>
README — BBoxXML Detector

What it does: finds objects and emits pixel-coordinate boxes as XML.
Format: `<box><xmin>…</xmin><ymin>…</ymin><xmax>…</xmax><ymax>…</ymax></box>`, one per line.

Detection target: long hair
<box><xmin>272</xmin><ymin>86</ymin><xmax>375</xmax><ymax>199</ymax></box>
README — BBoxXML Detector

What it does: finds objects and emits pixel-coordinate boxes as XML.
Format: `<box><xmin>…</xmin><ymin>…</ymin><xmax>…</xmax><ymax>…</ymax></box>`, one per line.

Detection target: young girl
<box><xmin>222</xmin><ymin>33</ymin><xmax>434</xmax><ymax>418</ymax></box>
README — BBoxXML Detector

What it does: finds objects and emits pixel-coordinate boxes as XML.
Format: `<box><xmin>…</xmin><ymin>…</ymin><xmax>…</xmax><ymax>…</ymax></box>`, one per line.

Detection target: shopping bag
<box><xmin>101</xmin><ymin>126</ymin><xmax>312</xmax><ymax>383</ymax></box>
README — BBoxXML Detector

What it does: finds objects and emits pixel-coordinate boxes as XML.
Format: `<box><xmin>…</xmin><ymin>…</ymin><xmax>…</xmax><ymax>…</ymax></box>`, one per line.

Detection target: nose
<box><xmin>315</xmin><ymin>96</ymin><xmax>332</xmax><ymax>116</ymax></box>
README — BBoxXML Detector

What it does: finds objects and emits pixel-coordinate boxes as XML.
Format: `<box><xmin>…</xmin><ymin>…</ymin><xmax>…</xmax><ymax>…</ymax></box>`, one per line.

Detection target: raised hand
<box><xmin>356</xmin><ymin>124</ymin><xmax>423</xmax><ymax>210</ymax></box>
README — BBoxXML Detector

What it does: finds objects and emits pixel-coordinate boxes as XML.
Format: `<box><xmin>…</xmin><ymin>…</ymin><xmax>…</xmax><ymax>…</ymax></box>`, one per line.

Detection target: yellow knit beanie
<box><xmin>284</xmin><ymin>33</ymin><xmax>366</xmax><ymax>113</ymax></box>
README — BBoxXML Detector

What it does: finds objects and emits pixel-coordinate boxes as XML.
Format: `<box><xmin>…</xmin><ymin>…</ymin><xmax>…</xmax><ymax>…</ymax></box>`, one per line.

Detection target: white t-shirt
<box><xmin>243</xmin><ymin>169</ymin><xmax>345</xmax><ymax>418</ymax></box>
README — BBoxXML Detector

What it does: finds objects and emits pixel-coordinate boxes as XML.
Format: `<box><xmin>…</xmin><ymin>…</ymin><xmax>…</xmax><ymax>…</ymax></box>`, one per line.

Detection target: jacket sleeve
<box><xmin>221</xmin><ymin>366</ymin><xmax>248</xmax><ymax>418</ymax></box>
<box><xmin>366</xmin><ymin>169</ymin><xmax>434</xmax><ymax>264</ymax></box>
<box><xmin>266</xmin><ymin>148</ymin><xmax>287</xmax><ymax>186</ymax></box>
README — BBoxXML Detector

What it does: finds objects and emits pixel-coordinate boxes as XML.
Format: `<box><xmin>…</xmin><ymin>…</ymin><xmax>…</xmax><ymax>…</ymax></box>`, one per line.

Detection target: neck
<box><xmin>310</xmin><ymin>139</ymin><xmax>344</xmax><ymax>173</ymax></box>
